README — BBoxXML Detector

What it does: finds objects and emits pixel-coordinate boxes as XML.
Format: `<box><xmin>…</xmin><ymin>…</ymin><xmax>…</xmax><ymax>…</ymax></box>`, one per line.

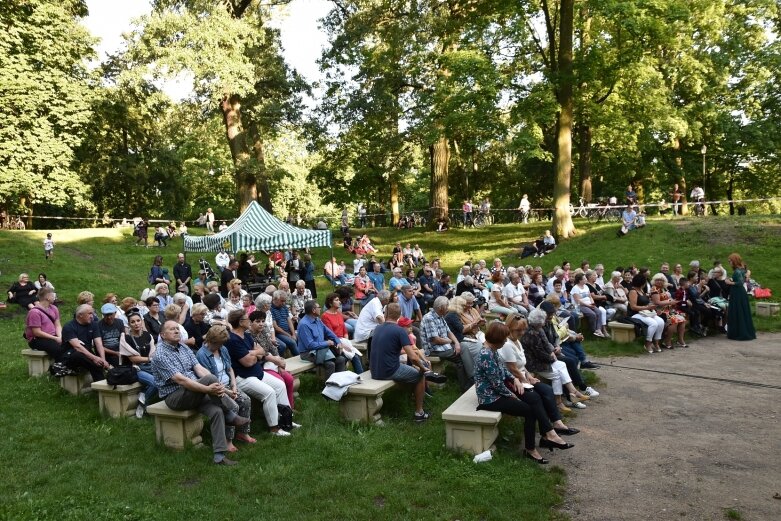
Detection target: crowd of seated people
<box><xmin>18</xmin><ymin>232</ymin><xmax>757</xmax><ymax>466</ymax></box>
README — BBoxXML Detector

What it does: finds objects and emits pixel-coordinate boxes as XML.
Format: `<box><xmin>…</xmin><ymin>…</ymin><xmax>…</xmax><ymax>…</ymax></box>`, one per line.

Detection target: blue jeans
<box><xmin>561</xmin><ymin>340</ymin><xmax>587</xmax><ymax>364</ymax></box>
<box><xmin>277</xmin><ymin>334</ymin><xmax>299</xmax><ymax>356</ymax></box>
<box><xmin>325</xmin><ymin>274</ymin><xmax>348</xmax><ymax>285</ymax></box>
<box><xmin>345</xmin><ymin>318</ymin><xmax>357</xmax><ymax>336</ymax></box>
<box><xmin>349</xmin><ymin>352</ymin><xmax>364</xmax><ymax>373</ymax></box>
<box><xmin>137</xmin><ymin>369</ymin><xmax>158</xmax><ymax>403</ymax></box>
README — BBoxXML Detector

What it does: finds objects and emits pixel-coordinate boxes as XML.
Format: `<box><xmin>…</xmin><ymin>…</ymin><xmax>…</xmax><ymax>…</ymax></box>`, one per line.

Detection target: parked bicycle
<box><xmin>587</xmin><ymin>203</ymin><xmax>622</xmax><ymax>224</ymax></box>
<box><xmin>569</xmin><ymin>197</ymin><xmax>589</xmax><ymax>219</ymax></box>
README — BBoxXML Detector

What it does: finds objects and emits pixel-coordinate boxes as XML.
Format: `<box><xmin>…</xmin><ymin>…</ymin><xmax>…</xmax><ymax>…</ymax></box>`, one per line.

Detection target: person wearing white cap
<box><xmin>98</xmin><ymin>303</ymin><xmax>125</xmax><ymax>367</ymax></box>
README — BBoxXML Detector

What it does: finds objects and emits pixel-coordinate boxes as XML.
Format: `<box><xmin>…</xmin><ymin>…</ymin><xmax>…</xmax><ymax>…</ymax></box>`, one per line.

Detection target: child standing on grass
<box><xmin>43</xmin><ymin>233</ymin><xmax>54</xmax><ymax>261</ymax></box>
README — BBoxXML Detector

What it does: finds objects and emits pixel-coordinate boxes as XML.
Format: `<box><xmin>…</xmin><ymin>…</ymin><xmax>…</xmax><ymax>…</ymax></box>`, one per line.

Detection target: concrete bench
<box><xmin>351</xmin><ymin>339</ymin><xmax>368</xmax><ymax>366</ymax></box>
<box><xmin>147</xmin><ymin>401</ymin><xmax>204</xmax><ymax>450</ymax></box>
<box><xmin>756</xmin><ymin>301</ymin><xmax>779</xmax><ymax>317</ymax></box>
<box><xmin>607</xmin><ymin>321</ymin><xmax>636</xmax><ymax>343</ymax></box>
<box><xmin>340</xmin><ymin>370</ymin><xmax>397</xmax><ymax>424</ymax></box>
<box><xmin>60</xmin><ymin>373</ymin><xmax>94</xmax><ymax>395</ymax></box>
<box><xmin>442</xmin><ymin>385</ymin><xmax>502</xmax><ymax>455</ymax></box>
<box><xmin>427</xmin><ymin>355</ymin><xmax>444</xmax><ymax>375</ymax></box>
<box><xmin>91</xmin><ymin>380</ymin><xmax>143</xmax><ymax>418</ymax></box>
<box><xmin>21</xmin><ymin>349</ymin><xmax>52</xmax><ymax>377</ymax></box>
<box><xmin>285</xmin><ymin>357</ymin><xmax>316</xmax><ymax>393</ymax></box>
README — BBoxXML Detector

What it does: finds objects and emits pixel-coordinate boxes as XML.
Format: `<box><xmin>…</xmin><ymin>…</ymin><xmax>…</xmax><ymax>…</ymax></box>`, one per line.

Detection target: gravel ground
<box><xmin>556</xmin><ymin>333</ymin><xmax>781</xmax><ymax>521</ymax></box>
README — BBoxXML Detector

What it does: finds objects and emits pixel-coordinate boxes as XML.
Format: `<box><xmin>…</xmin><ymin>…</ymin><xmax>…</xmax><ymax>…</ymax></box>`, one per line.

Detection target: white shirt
<box><xmin>519</xmin><ymin>197</ymin><xmax>530</xmax><ymax>211</ymax></box>
<box><xmin>353</xmin><ymin>258</ymin><xmax>365</xmax><ymax>274</ymax></box>
<box><xmin>503</xmin><ymin>282</ymin><xmax>526</xmax><ymax>305</ymax></box>
<box><xmin>215</xmin><ymin>252</ymin><xmax>230</xmax><ymax>270</ymax></box>
<box><xmin>354</xmin><ymin>297</ymin><xmax>384</xmax><ymax>342</ymax></box>
<box><xmin>691</xmin><ymin>187</ymin><xmax>704</xmax><ymax>199</ymax></box>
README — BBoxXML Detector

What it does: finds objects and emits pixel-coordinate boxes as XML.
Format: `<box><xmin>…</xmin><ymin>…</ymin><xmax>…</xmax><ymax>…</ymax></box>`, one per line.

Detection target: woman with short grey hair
<box><xmin>523</xmin><ymin>309</ymin><xmax>590</xmax><ymax>413</ymax></box>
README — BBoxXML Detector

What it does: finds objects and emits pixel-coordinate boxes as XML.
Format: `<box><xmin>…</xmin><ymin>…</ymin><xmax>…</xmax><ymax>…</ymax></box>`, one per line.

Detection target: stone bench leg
<box><xmin>340</xmin><ymin>393</ymin><xmax>385</xmax><ymax>425</ymax></box>
<box><xmin>445</xmin><ymin>420</ymin><xmax>499</xmax><ymax>455</ymax></box>
<box><xmin>23</xmin><ymin>352</ymin><xmax>52</xmax><ymax>377</ymax></box>
<box><xmin>98</xmin><ymin>388</ymin><xmax>141</xmax><ymax>418</ymax></box>
<box><xmin>153</xmin><ymin>414</ymin><xmax>204</xmax><ymax>450</ymax></box>
<box><xmin>60</xmin><ymin>373</ymin><xmax>94</xmax><ymax>395</ymax></box>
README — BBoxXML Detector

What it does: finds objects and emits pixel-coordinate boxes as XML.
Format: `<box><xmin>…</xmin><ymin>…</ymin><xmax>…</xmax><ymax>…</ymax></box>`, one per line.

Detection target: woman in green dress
<box><xmin>725</xmin><ymin>253</ymin><xmax>756</xmax><ymax>341</ymax></box>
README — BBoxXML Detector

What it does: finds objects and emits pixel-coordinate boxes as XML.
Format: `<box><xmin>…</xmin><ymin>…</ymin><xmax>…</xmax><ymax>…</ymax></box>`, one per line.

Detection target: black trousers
<box><xmin>63</xmin><ymin>349</ymin><xmax>105</xmax><ymax>381</ymax></box>
<box><xmin>478</xmin><ymin>395</ymin><xmax>542</xmax><ymax>451</ymax></box>
<box><xmin>28</xmin><ymin>338</ymin><xmax>66</xmax><ymax>362</ymax></box>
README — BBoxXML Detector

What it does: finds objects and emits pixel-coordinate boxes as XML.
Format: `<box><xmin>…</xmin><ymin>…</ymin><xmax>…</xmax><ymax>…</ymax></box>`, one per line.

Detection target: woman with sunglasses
<box><xmin>120</xmin><ymin>312</ymin><xmax>157</xmax><ymax>418</ymax></box>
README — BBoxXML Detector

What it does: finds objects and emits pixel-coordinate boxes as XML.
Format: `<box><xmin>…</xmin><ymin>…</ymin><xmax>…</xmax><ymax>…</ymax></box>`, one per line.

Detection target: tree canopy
<box><xmin>1</xmin><ymin>0</ymin><xmax>779</xmax><ymax>230</ymax></box>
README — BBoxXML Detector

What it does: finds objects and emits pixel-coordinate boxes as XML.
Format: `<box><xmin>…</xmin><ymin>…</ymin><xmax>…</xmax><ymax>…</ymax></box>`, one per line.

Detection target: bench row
<box><xmin>22</xmin><ymin>348</ymin><xmax>488</xmax><ymax>454</ymax></box>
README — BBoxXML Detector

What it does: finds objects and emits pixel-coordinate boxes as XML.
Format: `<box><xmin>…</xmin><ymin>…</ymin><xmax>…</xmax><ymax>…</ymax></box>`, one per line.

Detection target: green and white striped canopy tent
<box><xmin>184</xmin><ymin>201</ymin><xmax>332</xmax><ymax>253</ymax></box>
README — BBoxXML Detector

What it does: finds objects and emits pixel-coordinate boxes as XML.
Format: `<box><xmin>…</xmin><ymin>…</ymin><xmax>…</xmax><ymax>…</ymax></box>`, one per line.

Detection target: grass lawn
<box><xmin>0</xmin><ymin>215</ymin><xmax>778</xmax><ymax>520</ymax></box>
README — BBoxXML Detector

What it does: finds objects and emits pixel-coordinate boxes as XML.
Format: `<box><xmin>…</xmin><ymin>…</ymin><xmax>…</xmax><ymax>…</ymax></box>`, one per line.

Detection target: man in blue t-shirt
<box><xmin>369</xmin><ymin>303</ymin><xmax>430</xmax><ymax>422</ymax></box>
<box><xmin>368</xmin><ymin>262</ymin><xmax>385</xmax><ymax>292</ymax></box>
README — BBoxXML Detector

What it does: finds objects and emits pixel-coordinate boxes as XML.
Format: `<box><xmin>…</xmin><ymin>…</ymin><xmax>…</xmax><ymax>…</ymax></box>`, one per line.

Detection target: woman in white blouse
<box><xmin>571</xmin><ymin>273</ymin><xmax>608</xmax><ymax>338</ymax></box>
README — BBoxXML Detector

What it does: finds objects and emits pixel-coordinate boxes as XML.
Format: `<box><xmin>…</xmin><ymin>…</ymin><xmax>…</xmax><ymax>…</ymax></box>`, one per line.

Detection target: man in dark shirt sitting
<box><xmin>61</xmin><ymin>304</ymin><xmax>109</xmax><ymax>381</ymax></box>
<box><xmin>369</xmin><ymin>303</ymin><xmax>430</xmax><ymax>423</ymax></box>
<box><xmin>97</xmin><ymin>303</ymin><xmax>125</xmax><ymax>366</ymax></box>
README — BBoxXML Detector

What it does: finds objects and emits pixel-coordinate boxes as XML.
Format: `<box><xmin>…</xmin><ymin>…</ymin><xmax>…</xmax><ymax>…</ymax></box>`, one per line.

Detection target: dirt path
<box><xmin>557</xmin><ymin>333</ymin><xmax>781</xmax><ymax>521</ymax></box>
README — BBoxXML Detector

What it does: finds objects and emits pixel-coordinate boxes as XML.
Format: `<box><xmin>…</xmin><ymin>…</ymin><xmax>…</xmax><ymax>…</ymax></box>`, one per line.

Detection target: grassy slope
<box><xmin>0</xmin><ymin>215</ymin><xmax>778</xmax><ymax>520</ymax></box>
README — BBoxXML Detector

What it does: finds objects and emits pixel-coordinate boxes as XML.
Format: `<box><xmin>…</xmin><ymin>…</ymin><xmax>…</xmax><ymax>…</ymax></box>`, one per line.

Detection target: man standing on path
<box><xmin>174</xmin><ymin>253</ymin><xmax>193</xmax><ymax>295</ymax></box>
<box><xmin>152</xmin><ymin>320</ymin><xmax>248</xmax><ymax>466</ymax></box>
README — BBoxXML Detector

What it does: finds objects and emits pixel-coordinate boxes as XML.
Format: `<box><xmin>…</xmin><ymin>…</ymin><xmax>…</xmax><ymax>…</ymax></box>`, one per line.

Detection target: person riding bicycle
<box><xmin>690</xmin><ymin>185</ymin><xmax>705</xmax><ymax>215</ymax></box>
<box><xmin>518</xmin><ymin>194</ymin><xmax>530</xmax><ymax>223</ymax></box>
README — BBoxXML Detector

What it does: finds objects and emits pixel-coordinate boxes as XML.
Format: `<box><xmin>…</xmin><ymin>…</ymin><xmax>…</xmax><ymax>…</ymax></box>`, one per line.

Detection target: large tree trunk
<box><xmin>429</xmin><ymin>136</ymin><xmax>450</xmax><ymax>225</ymax></box>
<box><xmin>551</xmin><ymin>0</ymin><xmax>576</xmax><ymax>239</ymax></box>
<box><xmin>390</xmin><ymin>177</ymin><xmax>400</xmax><ymax>225</ymax></box>
<box><xmin>578</xmin><ymin>125</ymin><xmax>592</xmax><ymax>202</ymax></box>
<box><xmin>221</xmin><ymin>94</ymin><xmax>257</xmax><ymax>212</ymax></box>
<box><xmin>248</xmin><ymin>121</ymin><xmax>272</xmax><ymax>213</ymax></box>
<box><xmin>672</xmin><ymin>137</ymin><xmax>689</xmax><ymax>215</ymax></box>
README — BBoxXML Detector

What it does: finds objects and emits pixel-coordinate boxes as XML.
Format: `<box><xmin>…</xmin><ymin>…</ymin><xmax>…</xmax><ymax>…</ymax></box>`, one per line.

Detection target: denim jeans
<box><xmin>345</xmin><ymin>318</ymin><xmax>357</xmax><ymax>336</ymax></box>
<box><xmin>136</xmin><ymin>369</ymin><xmax>158</xmax><ymax>403</ymax></box>
<box><xmin>561</xmin><ymin>340</ymin><xmax>587</xmax><ymax>364</ymax></box>
<box><xmin>277</xmin><ymin>334</ymin><xmax>299</xmax><ymax>356</ymax></box>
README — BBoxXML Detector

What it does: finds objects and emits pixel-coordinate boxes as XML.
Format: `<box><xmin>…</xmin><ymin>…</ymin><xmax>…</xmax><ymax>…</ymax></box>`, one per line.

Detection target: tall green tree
<box><xmin>123</xmin><ymin>0</ymin><xmax>305</xmax><ymax>213</ymax></box>
<box><xmin>0</xmin><ymin>0</ymin><xmax>96</xmax><ymax>221</ymax></box>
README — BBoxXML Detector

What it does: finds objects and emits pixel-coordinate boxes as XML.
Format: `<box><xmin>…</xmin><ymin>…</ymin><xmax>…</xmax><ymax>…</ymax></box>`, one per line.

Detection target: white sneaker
<box><xmin>584</xmin><ymin>387</ymin><xmax>600</xmax><ymax>398</ymax></box>
<box><xmin>570</xmin><ymin>401</ymin><xmax>587</xmax><ymax>409</ymax></box>
<box><xmin>271</xmin><ymin>429</ymin><xmax>291</xmax><ymax>437</ymax></box>
<box><xmin>137</xmin><ymin>393</ymin><xmax>146</xmax><ymax>405</ymax></box>
<box><xmin>135</xmin><ymin>403</ymin><xmax>145</xmax><ymax>419</ymax></box>
<box><xmin>290</xmin><ymin>422</ymin><xmax>302</xmax><ymax>429</ymax></box>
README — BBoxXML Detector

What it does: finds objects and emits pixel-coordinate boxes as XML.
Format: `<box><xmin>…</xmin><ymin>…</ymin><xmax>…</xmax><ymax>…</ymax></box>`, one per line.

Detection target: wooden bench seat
<box><xmin>442</xmin><ymin>385</ymin><xmax>502</xmax><ymax>455</ymax></box>
<box><xmin>91</xmin><ymin>380</ymin><xmax>143</xmax><ymax>418</ymax></box>
<box><xmin>146</xmin><ymin>401</ymin><xmax>204</xmax><ymax>450</ymax></box>
<box><xmin>21</xmin><ymin>349</ymin><xmax>52</xmax><ymax>377</ymax></box>
<box><xmin>607</xmin><ymin>321</ymin><xmax>636</xmax><ymax>343</ymax></box>
<box><xmin>340</xmin><ymin>370</ymin><xmax>397</xmax><ymax>424</ymax></box>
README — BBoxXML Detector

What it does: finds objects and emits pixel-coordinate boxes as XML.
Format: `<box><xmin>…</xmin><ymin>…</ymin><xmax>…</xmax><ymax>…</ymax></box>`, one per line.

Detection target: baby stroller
<box><xmin>199</xmin><ymin>258</ymin><xmax>216</xmax><ymax>280</ymax></box>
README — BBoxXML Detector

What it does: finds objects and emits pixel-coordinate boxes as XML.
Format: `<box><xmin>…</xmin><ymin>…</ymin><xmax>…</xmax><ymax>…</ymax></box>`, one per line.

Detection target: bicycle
<box><xmin>473</xmin><ymin>212</ymin><xmax>489</xmax><ymax>228</ymax></box>
<box><xmin>587</xmin><ymin>204</ymin><xmax>622</xmax><ymax>224</ymax></box>
<box><xmin>569</xmin><ymin>197</ymin><xmax>588</xmax><ymax>219</ymax></box>
<box><xmin>693</xmin><ymin>198</ymin><xmax>706</xmax><ymax>217</ymax></box>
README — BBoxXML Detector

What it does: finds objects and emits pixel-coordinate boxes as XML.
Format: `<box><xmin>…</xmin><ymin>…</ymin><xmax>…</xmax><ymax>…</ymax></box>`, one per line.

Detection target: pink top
<box><xmin>25</xmin><ymin>304</ymin><xmax>60</xmax><ymax>341</ymax></box>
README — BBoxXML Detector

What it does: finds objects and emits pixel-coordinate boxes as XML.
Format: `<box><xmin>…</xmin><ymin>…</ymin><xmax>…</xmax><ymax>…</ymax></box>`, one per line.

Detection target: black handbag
<box><xmin>106</xmin><ymin>365</ymin><xmax>138</xmax><ymax>387</ymax></box>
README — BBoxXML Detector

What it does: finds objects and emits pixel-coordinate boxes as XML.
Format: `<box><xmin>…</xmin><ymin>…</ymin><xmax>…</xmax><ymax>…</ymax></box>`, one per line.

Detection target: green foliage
<box><xmin>0</xmin><ymin>0</ymin><xmax>96</xmax><ymax>214</ymax></box>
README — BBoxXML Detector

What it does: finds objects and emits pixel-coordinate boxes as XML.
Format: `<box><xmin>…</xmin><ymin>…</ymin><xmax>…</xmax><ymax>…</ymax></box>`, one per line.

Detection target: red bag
<box><xmin>754</xmin><ymin>287</ymin><xmax>772</xmax><ymax>299</ymax></box>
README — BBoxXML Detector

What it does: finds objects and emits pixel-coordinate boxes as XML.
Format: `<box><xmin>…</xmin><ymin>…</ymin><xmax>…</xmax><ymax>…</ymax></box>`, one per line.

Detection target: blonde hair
<box><xmin>448</xmin><ymin>296</ymin><xmax>466</xmax><ymax>314</ymax></box>
<box><xmin>77</xmin><ymin>291</ymin><xmax>94</xmax><ymax>305</ymax></box>
<box><xmin>164</xmin><ymin>304</ymin><xmax>181</xmax><ymax>321</ymax></box>
<box><xmin>204</xmin><ymin>325</ymin><xmax>229</xmax><ymax>346</ymax></box>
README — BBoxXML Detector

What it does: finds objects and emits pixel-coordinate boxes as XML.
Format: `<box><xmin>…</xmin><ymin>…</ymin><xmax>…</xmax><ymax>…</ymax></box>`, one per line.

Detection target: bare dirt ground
<box><xmin>557</xmin><ymin>333</ymin><xmax>781</xmax><ymax>521</ymax></box>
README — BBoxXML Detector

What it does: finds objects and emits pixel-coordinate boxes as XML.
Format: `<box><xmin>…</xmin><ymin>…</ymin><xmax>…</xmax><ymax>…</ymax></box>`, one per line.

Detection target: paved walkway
<box><xmin>557</xmin><ymin>333</ymin><xmax>781</xmax><ymax>521</ymax></box>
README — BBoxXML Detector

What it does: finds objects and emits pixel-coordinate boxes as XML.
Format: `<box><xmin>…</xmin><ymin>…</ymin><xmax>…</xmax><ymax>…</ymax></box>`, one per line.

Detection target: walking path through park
<box><xmin>556</xmin><ymin>333</ymin><xmax>781</xmax><ymax>521</ymax></box>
